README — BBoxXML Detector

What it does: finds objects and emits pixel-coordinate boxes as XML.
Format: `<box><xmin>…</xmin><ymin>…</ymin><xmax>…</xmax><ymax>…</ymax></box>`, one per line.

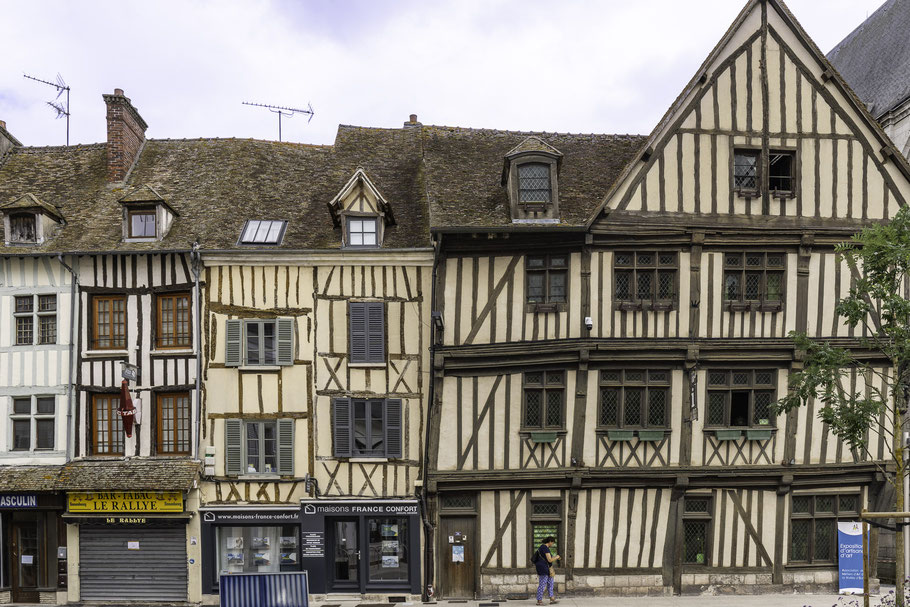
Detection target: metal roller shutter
<box><xmin>79</xmin><ymin>525</ymin><xmax>188</xmax><ymax>601</ymax></box>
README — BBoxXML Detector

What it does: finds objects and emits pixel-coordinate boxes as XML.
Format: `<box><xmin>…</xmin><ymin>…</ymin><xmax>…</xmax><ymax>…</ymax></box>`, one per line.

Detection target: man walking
<box><xmin>533</xmin><ymin>536</ymin><xmax>559</xmax><ymax>605</ymax></box>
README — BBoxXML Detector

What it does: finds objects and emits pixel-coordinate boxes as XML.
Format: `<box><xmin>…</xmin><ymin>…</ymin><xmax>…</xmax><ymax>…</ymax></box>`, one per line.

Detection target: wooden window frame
<box><xmin>8</xmin><ymin>212</ymin><xmax>37</xmax><ymax>243</ymax></box>
<box><xmin>521</xmin><ymin>370</ymin><xmax>566</xmax><ymax>431</ymax></box>
<box><xmin>10</xmin><ymin>395</ymin><xmax>56</xmax><ymax>451</ymax></box>
<box><xmin>91</xmin><ymin>393</ymin><xmax>123</xmax><ymax>456</ymax></box>
<box><xmin>526</xmin><ymin>254</ymin><xmax>568</xmax><ymax>310</ymax></box>
<box><xmin>789</xmin><ymin>493</ymin><xmax>860</xmax><ymax>565</ymax></box>
<box><xmin>348</xmin><ymin>301</ymin><xmax>385</xmax><ymax>364</ymax></box>
<box><xmin>682</xmin><ymin>494</ymin><xmax>713</xmax><ymax>566</ymax></box>
<box><xmin>528</xmin><ymin>499</ymin><xmax>563</xmax><ymax>561</ymax></box>
<box><xmin>723</xmin><ymin>251</ymin><xmax>785</xmax><ymax>312</ymax></box>
<box><xmin>13</xmin><ymin>294</ymin><xmax>56</xmax><ymax>346</ymax></box>
<box><xmin>243</xmin><ymin>419</ymin><xmax>278</xmax><ymax>474</ymax></box>
<box><xmin>91</xmin><ymin>295</ymin><xmax>127</xmax><ymax>350</ymax></box>
<box><xmin>705</xmin><ymin>368</ymin><xmax>777</xmax><ymax>430</ymax></box>
<box><xmin>517</xmin><ymin>162</ymin><xmax>553</xmax><ymax>204</ymax></box>
<box><xmin>732</xmin><ymin>148</ymin><xmax>798</xmax><ymax>198</ymax></box>
<box><xmin>332</xmin><ymin>397</ymin><xmax>402</xmax><ymax>458</ymax></box>
<box><xmin>346</xmin><ymin>216</ymin><xmax>379</xmax><ymax>248</ymax></box>
<box><xmin>244</xmin><ymin>319</ymin><xmax>277</xmax><ymax>366</ymax></box>
<box><xmin>597</xmin><ymin>369</ymin><xmax>670</xmax><ymax>429</ymax></box>
<box><xmin>128</xmin><ymin>208</ymin><xmax>157</xmax><ymax>239</ymax></box>
<box><xmin>156</xmin><ymin>392</ymin><xmax>191</xmax><ymax>455</ymax></box>
<box><xmin>156</xmin><ymin>292</ymin><xmax>192</xmax><ymax>349</ymax></box>
<box><xmin>613</xmin><ymin>251</ymin><xmax>678</xmax><ymax>311</ymax></box>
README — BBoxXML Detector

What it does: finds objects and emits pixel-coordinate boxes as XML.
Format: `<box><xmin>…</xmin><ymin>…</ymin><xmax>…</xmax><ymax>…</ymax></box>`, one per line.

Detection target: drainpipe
<box><xmin>191</xmin><ymin>243</ymin><xmax>202</xmax><ymax>461</ymax></box>
<box><xmin>57</xmin><ymin>255</ymin><xmax>79</xmax><ymax>461</ymax></box>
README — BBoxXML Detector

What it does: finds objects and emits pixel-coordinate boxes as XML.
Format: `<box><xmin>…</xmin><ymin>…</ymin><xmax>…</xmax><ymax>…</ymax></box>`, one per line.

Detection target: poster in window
<box><xmin>254</xmin><ymin>552</ymin><xmax>271</xmax><ymax>566</ymax></box>
<box><xmin>382</xmin><ymin>555</ymin><xmax>400</xmax><ymax>568</ymax></box>
<box><xmin>382</xmin><ymin>540</ymin><xmax>399</xmax><ymax>552</ymax></box>
<box><xmin>279</xmin><ymin>536</ymin><xmax>297</xmax><ymax>548</ymax></box>
<box><xmin>381</xmin><ymin>524</ymin><xmax>399</xmax><ymax>538</ymax></box>
<box><xmin>252</xmin><ymin>536</ymin><xmax>271</xmax><ymax>548</ymax></box>
<box><xmin>227</xmin><ymin>552</ymin><xmax>244</xmax><ymax>565</ymax></box>
<box><xmin>226</xmin><ymin>536</ymin><xmax>243</xmax><ymax>549</ymax></box>
<box><xmin>280</xmin><ymin>552</ymin><xmax>297</xmax><ymax>564</ymax></box>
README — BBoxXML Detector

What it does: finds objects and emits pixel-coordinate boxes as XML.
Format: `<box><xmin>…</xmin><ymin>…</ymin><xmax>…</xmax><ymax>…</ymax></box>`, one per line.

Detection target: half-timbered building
<box><xmin>423</xmin><ymin>0</ymin><xmax>910</xmax><ymax>597</ymax></box>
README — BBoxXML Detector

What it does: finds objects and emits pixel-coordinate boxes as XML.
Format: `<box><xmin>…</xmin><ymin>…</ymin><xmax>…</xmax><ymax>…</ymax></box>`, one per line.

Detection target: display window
<box><xmin>367</xmin><ymin>517</ymin><xmax>408</xmax><ymax>582</ymax></box>
<box><xmin>215</xmin><ymin>525</ymin><xmax>299</xmax><ymax>576</ymax></box>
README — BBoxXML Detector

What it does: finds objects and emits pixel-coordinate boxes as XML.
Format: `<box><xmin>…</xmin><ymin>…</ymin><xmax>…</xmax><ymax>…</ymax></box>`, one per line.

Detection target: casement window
<box><xmin>346</xmin><ymin>217</ymin><xmax>378</xmax><ymax>247</ymax></box>
<box><xmin>224</xmin><ymin>418</ymin><xmax>294</xmax><ymax>475</ymax></box>
<box><xmin>529</xmin><ymin>500</ymin><xmax>562</xmax><ymax>558</ymax></box>
<box><xmin>92</xmin><ymin>295</ymin><xmax>127</xmax><ymax>350</ymax></box>
<box><xmin>526</xmin><ymin>255</ymin><xmax>567</xmax><ymax>304</ymax></box>
<box><xmin>706</xmin><ymin>369</ymin><xmax>776</xmax><ymax>428</ymax></box>
<box><xmin>614</xmin><ymin>251</ymin><xmax>677</xmax><ymax>307</ymax></box>
<box><xmin>522</xmin><ymin>370</ymin><xmax>565</xmax><ymax>430</ymax></box>
<box><xmin>157</xmin><ymin>292</ymin><xmax>191</xmax><ymax>349</ymax></box>
<box><xmin>723</xmin><ymin>252</ymin><xmax>784</xmax><ymax>308</ymax></box>
<box><xmin>598</xmin><ymin>369</ymin><xmax>670</xmax><ymax>428</ymax></box>
<box><xmin>14</xmin><ymin>294</ymin><xmax>57</xmax><ymax>345</ymax></box>
<box><xmin>239</xmin><ymin>220</ymin><xmax>287</xmax><ymax>245</ymax></box>
<box><xmin>157</xmin><ymin>393</ymin><xmax>191</xmax><ymax>455</ymax></box>
<box><xmin>518</xmin><ymin>163</ymin><xmax>552</xmax><ymax>204</ymax></box>
<box><xmin>128</xmin><ymin>209</ymin><xmax>157</xmax><ymax>238</ymax></box>
<box><xmin>332</xmin><ymin>398</ymin><xmax>402</xmax><ymax>458</ymax></box>
<box><xmin>9</xmin><ymin>213</ymin><xmax>37</xmax><ymax>243</ymax></box>
<box><xmin>224</xmin><ymin>318</ymin><xmax>294</xmax><ymax>367</ymax></box>
<box><xmin>349</xmin><ymin>302</ymin><xmax>385</xmax><ymax>364</ymax></box>
<box><xmin>10</xmin><ymin>396</ymin><xmax>55</xmax><ymax>451</ymax></box>
<box><xmin>790</xmin><ymin>494</ymin><xmax>859</xmax><ymax>564</ymax></box>
<box><xmin>733</xmin><ymin>149</ymin><xmax>796</xmax><ymax>195</ymax></box>
<box><xmin>92</xmin><ymin>394</ymin><xmax>124</xmax><ymax>456</ymax></box>
<box><xmin>683</xmin><ymin>496</ymin><xmax>712</xmax><ymax>565</ymax></box>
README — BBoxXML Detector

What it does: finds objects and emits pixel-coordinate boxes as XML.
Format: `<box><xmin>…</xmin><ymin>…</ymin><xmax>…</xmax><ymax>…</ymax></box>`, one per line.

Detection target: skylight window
<box><xmin>240</xmin><ymin>220</ymin><xmax>287</xmax><ymax>245</ymax></box>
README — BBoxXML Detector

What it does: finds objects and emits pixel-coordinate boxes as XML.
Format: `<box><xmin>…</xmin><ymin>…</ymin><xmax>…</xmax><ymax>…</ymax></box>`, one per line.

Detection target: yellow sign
<box><xmin>68</xmin><ymin>491</ymin><xmax>183</xmax><ymax>514</ymax></box>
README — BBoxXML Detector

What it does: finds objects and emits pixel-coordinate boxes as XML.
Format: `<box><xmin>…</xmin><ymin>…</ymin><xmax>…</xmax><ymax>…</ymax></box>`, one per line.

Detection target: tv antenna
<box><xmin>24</xmin><ymin>73</ymin><xmax>71</xmax><ymax>146</ymax></box>
<box><xmin>242</xmin><ymin>101</ymin><xmax>314</xmax><ymax>142</ymax></box>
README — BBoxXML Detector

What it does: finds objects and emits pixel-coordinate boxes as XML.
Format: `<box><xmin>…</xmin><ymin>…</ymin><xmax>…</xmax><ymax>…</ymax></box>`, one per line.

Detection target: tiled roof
<box><xmin>0</xmin><ymin>459</ymin><xmax>200</xmax><ymax>492</ymax></box>
<box><xmin>827</xmin><ymin>0</ymin><xmax>910</xmax><ymax>118</ymax></box>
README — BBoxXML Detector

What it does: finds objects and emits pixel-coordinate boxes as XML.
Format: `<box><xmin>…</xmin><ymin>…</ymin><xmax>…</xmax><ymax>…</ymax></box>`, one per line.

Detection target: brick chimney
<box><xmin>103</xmin><ymin>88</ymin><xmax>148</xmax><ymax>182</ymax></box>
<box><xmin>0</xmin><ymin>119</ymin><xmax>22</xmax><ymax>157</ymax></box>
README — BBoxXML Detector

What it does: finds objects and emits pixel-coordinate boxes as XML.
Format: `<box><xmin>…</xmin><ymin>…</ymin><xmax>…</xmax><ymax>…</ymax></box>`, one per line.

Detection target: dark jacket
<box><xmin>535</xmin><ymin>544</ymin><xmax>552</xmax><ymax>576</ymax></box>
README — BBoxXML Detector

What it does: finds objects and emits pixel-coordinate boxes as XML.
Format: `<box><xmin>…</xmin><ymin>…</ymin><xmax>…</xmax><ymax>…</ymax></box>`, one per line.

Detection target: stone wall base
<box><xmin>0</xmin><ymin>591</ymin><xmax>58</xmax><ymax>605</ymax></box>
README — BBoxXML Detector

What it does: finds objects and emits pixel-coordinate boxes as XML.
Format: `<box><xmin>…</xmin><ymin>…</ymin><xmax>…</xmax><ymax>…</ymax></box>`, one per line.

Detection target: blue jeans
<box><xmin>536</xmin><ymin>574</ymin><xmax>554</xmax><ymax>601</ymax></box>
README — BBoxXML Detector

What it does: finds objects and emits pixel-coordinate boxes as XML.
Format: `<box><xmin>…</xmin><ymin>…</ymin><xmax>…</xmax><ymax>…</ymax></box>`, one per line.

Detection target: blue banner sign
<box><xmin>838</xmin><ymin>521</ymin><xmax>866</xmax><ymax>594</ymax></box>
<box><xmin>0</xmin><ymin>494</ymin><xmax>37</xmax><ymax>508</ymax></box>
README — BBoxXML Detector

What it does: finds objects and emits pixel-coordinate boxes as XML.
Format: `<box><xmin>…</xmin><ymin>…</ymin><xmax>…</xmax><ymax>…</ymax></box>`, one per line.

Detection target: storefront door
<box><xmin>330</xmin><ymin>519</ymin><xmax>360</xmax><ymax>590</ymax></box>
<box><xmin>11</xmin><ymin>519</ymin><xmax>40</xmax><ymax>603</ymax></box>
<box><xmin>439</xmin><ymin>516</ymin><xmax>476</xmax><ymax>598</ymax></box>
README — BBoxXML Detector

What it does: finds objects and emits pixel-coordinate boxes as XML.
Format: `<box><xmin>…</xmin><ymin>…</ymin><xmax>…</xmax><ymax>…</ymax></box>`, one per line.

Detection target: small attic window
<box><xmin>518</xmin><ymin>163</ymin><xmax>552</xmax><ymax>204</ymax></box>
<box><xmin>129</xmin><ymin>209</ymin><xmax>156</xmax><ymax>238</ymax></box>
<box><xmin>9</xmin><ymin>213</ymin><xmax>36</xmax><ymax>243</ymax></box>
<box><xmin>240</xmin><ymin>220</ymin><xmax>287</xmax><ymax>245</ymax></box>
<box><xmin>347</xmin><ymin>217</ymin><xmax>378</xmax><ymax>247</ymax></box>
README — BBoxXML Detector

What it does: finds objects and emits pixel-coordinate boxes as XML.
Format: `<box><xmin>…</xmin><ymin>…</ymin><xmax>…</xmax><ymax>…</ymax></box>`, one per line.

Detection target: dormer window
<box><xmin>518</xmin><ymin>163</ymin><xmax>552</xmax><ymax>204</ymax></box>
<box><xmin>503</xmin><ymin>137</ymin><xmax>562</xmax><ymax>223</ymax></box>
<box><xmin>239</xmin><ymin>220</ymin><xmax>287</xmax><ymax>245</ymax></box>
<box><xmin>9</xmin><ymin>213</ymin><xmax>36</xmax><ymax>243</ymax></box>
<box><xmin>347</xmin><ymin>217</ymin><xmax>378</xmax><ymax>247</ymax></box>
<box><xmin>129</xmin><ymin>209</ymin><xmax>156</xmax><ymax>238</ymax></box>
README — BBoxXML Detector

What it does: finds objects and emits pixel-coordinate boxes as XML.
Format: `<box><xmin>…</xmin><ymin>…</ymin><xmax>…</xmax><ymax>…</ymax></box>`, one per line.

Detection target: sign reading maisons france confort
<box><xmin>67</xmin><ymin>491</ymin><xmax>183</xmax><ymax>513</ymax></box>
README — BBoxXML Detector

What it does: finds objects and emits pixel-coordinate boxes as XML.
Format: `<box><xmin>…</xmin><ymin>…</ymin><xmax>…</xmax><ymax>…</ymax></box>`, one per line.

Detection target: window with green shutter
<box><xmin>223</xmin><ymin>418</ymin><xmax>294</xmax><ymax>476</ymax></box>
<box><xmin>349</xmin><ymin>302</ymin><xmax>385</xmax><ymax>364</ymax></box>
<box><xmin>332</xmin><ymin>397</ymin><xmax>402</xmax><ymax>458</ymax></box>
<box><xmin>225</xmin><ymin>319</ymin><xmax>294</xmax><ymax>367</ymax></box>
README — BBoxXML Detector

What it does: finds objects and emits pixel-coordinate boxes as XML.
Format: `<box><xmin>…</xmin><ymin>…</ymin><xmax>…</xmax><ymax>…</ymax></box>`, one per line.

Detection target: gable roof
<box><xmin>0</xmin><ymin>192</ymin><xmax>64</xmax><ymax>221</ymax></box>
<box><xmin>827</xmin><ymin>0</ymin><xmax>910</xmax><ymax>119</ymax></box>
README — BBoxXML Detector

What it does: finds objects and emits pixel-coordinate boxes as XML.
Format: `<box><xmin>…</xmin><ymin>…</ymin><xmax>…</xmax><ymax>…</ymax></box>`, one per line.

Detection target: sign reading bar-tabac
<box><xmin>67</xmin><ymin>491</ymin><xmax>183</xmax><ymax>514</ymax></box>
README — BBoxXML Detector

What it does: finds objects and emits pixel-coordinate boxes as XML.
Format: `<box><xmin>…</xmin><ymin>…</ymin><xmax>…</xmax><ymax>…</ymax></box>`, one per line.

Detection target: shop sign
<box><xmin>301</xmin><ymin>531</ymin><xmax>325</xmax><ymax>558</ymax></box>
<box><xmin>0</xmin><ymin>494</ymin><xmax>38</xmax><ymax>508</ymax></box>
<box><xmin>68</xmin><ymin>491</ymin><xmax>183</xmax><ymax>513</ymax></box>
<box><xmin>201</xmin><ymin>509</ymin><xmax>299</xmax><ymax>524</ymax></box>
<box><xmin>301</xmin><ymin>501</ymin><xmax>418</xmax><ymax>516</ymax></box>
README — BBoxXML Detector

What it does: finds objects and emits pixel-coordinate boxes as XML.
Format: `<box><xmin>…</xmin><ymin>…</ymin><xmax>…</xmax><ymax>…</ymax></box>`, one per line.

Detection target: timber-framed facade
<box><xmin>424</xmin><ymin>0</ymin><xmax>910</xmax><ymax>598</ymax></box>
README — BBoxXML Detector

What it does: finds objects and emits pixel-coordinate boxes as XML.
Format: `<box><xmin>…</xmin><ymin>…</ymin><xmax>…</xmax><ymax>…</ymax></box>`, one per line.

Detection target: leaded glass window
<box><xmin>598</xmin><ymin>369</ymin><xmax>670</xmax><ymax>429</ymax></box>
<box><xmin>523</xmin><ymin>370</ymin><xmax>564</xmax><ymax>430</ymax></box>
<box><xmin>705</xmin><ymin>369</ymin><xmax>777</xmax><ymax>428</ymax></box>
<box><xmin>614</xmin><ymin>251</ymin><xmax>678</xmax><ymax>304</ymax></box>
<box><xmin>790</xmin><ymin>493</ymin><xmax>860</xmax><ymax>564</ymax></box>
<box><xmin>518</xmin><ymin>163</ymin><xmax>552</xmax><ymax>204</ymax></box>
<box><xmin>723</xmin><ymin>252</ymin><xmax>785</xmax><ymax>306</ymax></box>
<box><xmin>526</xmin><ymin>255</ymin><xmax>568</xmax><ymax>304</ymax></box>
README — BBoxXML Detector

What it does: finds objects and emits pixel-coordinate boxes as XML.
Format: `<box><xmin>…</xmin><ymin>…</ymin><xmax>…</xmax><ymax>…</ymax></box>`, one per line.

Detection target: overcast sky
<box><xmin>0</xmin><ymin>0</ymin><xmax>886</xmax><ymax>148</ymax></box>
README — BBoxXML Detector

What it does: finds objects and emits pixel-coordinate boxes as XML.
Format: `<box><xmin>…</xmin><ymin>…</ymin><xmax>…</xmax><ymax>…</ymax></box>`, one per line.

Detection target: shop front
<box><xmin>300</xmin><ymin>499</ymin><xmax>420</xmax><ymax>595</ymax></box>
<box><xmin>0</xmin><ymin>492</ymin><xmax>66</xmax><ymax>605</ymax></box>
<box><xmin>65</xmin><ymin>491</ymin><xmax>191</xmax><ymax>602</ymax></box>
<box><xmin>199</xmin><ymin>506</ymin><xmax>302</xmax><ymax>595</ymax></box>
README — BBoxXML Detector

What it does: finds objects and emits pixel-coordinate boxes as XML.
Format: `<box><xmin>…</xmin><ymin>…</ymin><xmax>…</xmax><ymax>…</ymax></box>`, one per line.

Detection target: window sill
<box><xmin>524</xmin><ymin>302</ymin><xmax>567</xmax><ymax>314</ymax></box>
<box><xmin>238</xmin><ymin>474</ymin><xmax>281</xmax><ymax>480</ymax></box>
<box><xmin>724</xmin><ymin>301</ymin><xmax>783</xmax><ymax>313</ymax></box>
<box><xmin>238</xmin><ymin>365</ymin><xmax>281</xmax><ymax>372</ymax></box>
<box><xmin>348</xmin><ymin>362</ymin><xmax>387</xmax><ymax>369</ymax></box>
<box><xmin>150</xmin><ymin>348</ymin><xmax>194</xmax><ymax>356</ymax></box>
<box><xmin>706</xmin><ymin>427</ymin><xmax>776</xmax><ymax>441</ymax></box>
<box><xmin>123</xmin><ymin>237</ymin><xmax>160</xmax><ymax>243</ymax></box>
<box><xmin>597</xmin><ymin>428</ymin><xmax>670</xmax><ymax>441</ymax></box>
<box><xmin>613</xmin><ymin>301</ymin><xmax>677</xmax><ymax>312</ymax></box>
<box><xmin>349</xmin><ymin>457</ymin><xmax>390</xmax><ymax>463</ymax></box>
<box><xmin>733</xmin><ymin>188</ymin><xmax>760</xmax><ymax>198</ymax></box>
<box><xmin>84</xmin><ymin>349</ymin><xmax>129</xmax><ymax>358</ymax></box>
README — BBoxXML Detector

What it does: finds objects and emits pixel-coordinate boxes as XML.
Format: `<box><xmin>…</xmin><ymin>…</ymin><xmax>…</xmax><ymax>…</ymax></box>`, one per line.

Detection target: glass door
<box><xmin>11</xmin><ymin>519</ymin><xmax>41</xmax><ymax>603</ymax></box>
<box><xmin>367</xmin><ymin>517</ymin><xmax>408</xmax><ymax>584</ymax></box>
<box><xmin>329</xmin><ymin>519</ymin><xmax>360</xmax><ymax>590</ymax></box>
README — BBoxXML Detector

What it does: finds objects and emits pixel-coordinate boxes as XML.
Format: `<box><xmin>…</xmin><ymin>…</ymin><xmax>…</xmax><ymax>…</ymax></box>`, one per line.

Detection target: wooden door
<box><xmin>11</xmin><ymin>520</ymin><xmax>41</xmax><ymax>603</ymax></box>
<box><xmin>438</xmin><ymin>516</ymin><xmax>476</xmax><ymax>598</ymax></box>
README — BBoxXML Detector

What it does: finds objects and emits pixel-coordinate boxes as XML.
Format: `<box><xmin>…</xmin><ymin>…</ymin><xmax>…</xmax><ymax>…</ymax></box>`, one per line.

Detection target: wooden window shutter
<box><xmin>224</xmin><ymin>418</ymin><xmax>242</xmax><ymax>475</ymax></box>
<box><xmin>385</xmin><ymin>399</ymin><xmax>403</xmax><ymax>458</ymax></box>
<box><xmin>225</xmin><ymin>319</ymin><xmax>242</xmax><ymax>367</ymax></box>
<box><xmin>349</xmin><ymin>303</ymin><xmax>367</xmax><ymax>363</ymax></box>
<box><xmin>366</xmin><ymin>302</ymin><xmax>385</xmax><ymax>362</ymax></box>
<box><xmin>276</xmin><ymin>318</ymin><xmax>295</xmax><ymax>366</ymax></box>
<box><xmin>277</xmin><ymin>418</ymin><xmax>294</xmax><ymax>475</ymax></box>
<box><xmin>333</xmin><ymin>398</ymin><xmax>353</xmax><ymax>457</ymax></box>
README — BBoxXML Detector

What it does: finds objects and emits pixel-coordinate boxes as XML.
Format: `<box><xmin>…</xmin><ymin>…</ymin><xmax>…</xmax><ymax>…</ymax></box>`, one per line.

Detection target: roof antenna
<box><xmin>242</xmin><ymin>101</ymin><xmax>314</xmax><ymax>142</ymax></box>
<box><xmin>24</xmin><ymin>72</ymin><xmax>70</xmax><ymax>146</ymax></box>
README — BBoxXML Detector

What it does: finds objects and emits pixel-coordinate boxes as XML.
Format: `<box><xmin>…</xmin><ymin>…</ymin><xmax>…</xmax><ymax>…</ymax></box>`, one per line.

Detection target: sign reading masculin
<box><xmin>68</xmin><ymin>491</ymin><xmax>183</xmax><ymax>513</ymax></box>
<box><xmin>0</xmin><ymin>494</ymin><xmax>37</xmax><ymax>508</ymax></box>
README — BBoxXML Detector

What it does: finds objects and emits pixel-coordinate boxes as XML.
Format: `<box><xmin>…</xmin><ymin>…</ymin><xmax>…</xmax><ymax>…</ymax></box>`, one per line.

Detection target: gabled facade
<box><xmin>424</xmin><ymin>0</ymin><xmax>910</xmax><ymax>598</ymax></box>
